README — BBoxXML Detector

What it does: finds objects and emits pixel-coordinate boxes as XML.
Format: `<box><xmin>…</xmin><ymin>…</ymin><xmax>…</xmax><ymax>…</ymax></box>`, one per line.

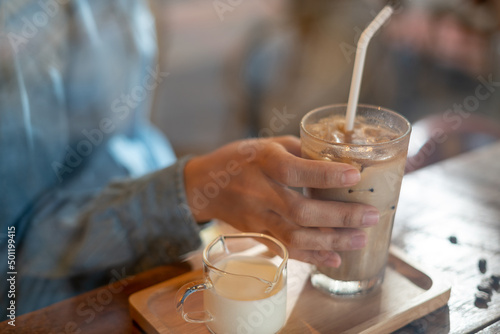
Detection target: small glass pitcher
<box><xmin>176</xmin><ymin>233</ymin><xmax>288</xmax><ymax>334</ymax></box>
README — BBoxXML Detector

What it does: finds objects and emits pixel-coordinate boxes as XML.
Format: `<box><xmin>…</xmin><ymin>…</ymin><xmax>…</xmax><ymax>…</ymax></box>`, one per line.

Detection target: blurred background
<box><xmin>148</xmin><ymin>0</ymin><xmax>500</xmax><ymax>169</ymax></box>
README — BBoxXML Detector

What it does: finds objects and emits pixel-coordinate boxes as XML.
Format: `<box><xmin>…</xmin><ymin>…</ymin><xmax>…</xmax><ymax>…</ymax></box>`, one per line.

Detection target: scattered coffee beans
<box><xmin>473</xmin><ymin>259</ymin><xmax>499</xmax><ymax>308</ymax></box>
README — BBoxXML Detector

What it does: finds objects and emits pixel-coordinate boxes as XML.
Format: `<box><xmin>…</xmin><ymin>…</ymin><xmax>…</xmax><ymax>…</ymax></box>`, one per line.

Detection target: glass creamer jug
<box><xmin>176</xmin><ymin>233</ymin><xmax>288</xmax><ymax>334</ymax></box>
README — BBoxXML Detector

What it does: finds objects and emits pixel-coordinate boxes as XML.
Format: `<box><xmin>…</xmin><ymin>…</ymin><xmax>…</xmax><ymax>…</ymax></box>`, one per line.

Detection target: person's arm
<box><xmin>5</xmin><ymin>150</ymin><xmax>201</xmax><ymax>316</ymax></box>
<box><xmin>17</xmin><ymin>156</ymin><xmax>201</xmax><ymax>279</ymax></box>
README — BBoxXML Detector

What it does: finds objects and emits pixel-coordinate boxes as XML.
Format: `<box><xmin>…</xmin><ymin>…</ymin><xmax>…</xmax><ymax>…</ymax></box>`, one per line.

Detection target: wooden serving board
<box><xmin>129</xmin><ymin>247</ymin><xmax>451</xmax><ymax>334</ymax></box>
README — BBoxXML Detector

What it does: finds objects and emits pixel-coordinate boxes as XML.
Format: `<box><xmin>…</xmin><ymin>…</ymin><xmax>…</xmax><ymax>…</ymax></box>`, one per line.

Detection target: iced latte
<box><xmin>300</xmin><ymin>104</ymin><xmax>411</xmax><ymax>296</ymax></box>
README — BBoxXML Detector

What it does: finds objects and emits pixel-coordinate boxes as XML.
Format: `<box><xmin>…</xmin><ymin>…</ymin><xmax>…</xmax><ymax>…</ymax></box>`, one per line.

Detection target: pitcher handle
<box><xmin>175</xmin><ymin>280</ymin><xmax>213</xmax><ymax>323</ymax></box>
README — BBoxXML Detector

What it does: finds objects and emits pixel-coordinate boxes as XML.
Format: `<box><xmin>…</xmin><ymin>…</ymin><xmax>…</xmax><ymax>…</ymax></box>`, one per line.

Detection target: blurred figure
<box><xmin>228</xmin><ymin>0</ymin><xmax>500</xmax><ymax>135</ymax></box>
<box><xmin>227</xmin><ymin>0</ymin><xmax>381</xmax><ymax>137</ymax></box>
<box><xmin>224</xmin><ymin>0</ymin><xmax>500</xmax><ymax>175</ymax></box>
<box><xmin>386</xmin><ymin>0</ymin><xmax>500</xmax><ymax>170</ymax></box>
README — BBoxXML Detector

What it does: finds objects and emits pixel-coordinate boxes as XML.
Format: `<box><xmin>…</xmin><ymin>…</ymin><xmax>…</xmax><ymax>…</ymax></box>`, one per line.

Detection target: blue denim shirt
<box><xmin>0</xmin><ymin>0</ymin><xmax>201</xmax><ymax>316</ymax></box>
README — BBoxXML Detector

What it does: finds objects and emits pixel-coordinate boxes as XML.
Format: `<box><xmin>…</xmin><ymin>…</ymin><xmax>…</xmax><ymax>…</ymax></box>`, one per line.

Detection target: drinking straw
<box><xmin>345</xmin><ymin>2</ymin><xmax>398</xmax><ymax>132</ymax></box>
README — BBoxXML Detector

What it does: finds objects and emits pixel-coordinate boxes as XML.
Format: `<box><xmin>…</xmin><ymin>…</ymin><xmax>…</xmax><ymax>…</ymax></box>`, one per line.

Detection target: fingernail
<box><xmin>351</xmin><ymin>234</ymin><xmax>367</xmax><ymax>249</ymax></box>
<box><xmin>342</xmin><ymin>169</ymin><xmax>361</xmax><ymax>186</ymax></box>
<box><xmin>362</xmin><ymin>210</ymin><xmax>380</xmax><ymax>226</ymax></box>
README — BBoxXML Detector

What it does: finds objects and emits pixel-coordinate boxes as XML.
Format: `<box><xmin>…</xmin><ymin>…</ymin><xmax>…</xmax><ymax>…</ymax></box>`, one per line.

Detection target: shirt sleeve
<box><xmin>7</xmin><ymin>154</ymin><xmax>202</xmax><ymax>315</ymax></box>
<box><xmin>18</xmin><ymin>155</ymin><xmax>202</xmax><ymax>278</ymax></box>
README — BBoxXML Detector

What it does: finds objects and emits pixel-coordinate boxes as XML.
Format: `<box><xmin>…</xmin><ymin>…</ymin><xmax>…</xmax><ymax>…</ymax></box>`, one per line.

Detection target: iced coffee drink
<box><xmin>300</xmin><ymin>104</ymin><xmax>411</xmax><ymax>296</ymax></box>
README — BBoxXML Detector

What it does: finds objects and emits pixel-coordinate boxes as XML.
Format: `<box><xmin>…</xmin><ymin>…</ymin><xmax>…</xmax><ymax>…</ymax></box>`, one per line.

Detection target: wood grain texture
<box><xmin>129</xmin><ymin>249</ymin><xmax>450</xmax><ymax>334</ymax></box>
<box><xmin>476</xmin><ymin>320</ymin><xmax>500</xmax><ymax>334</ymax></box>
<box><xmin>0</xmin><ymin>264</ymin><xmax>191</xmax><ymax>334</ymax></box>
<box><xmin>392</xmin><ymin>142</ymin><xmax>500</xmax><ymax>333</ymax></box>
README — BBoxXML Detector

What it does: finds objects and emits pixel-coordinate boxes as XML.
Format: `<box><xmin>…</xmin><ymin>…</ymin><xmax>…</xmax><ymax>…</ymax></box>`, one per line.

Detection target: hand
<box><xmin>184</xmin><ymin>136</ymin><xmax>379</xmax><ymax>267</ymax></box>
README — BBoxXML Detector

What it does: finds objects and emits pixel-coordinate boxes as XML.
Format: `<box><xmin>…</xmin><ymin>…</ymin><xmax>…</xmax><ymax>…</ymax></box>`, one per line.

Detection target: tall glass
<box><xmin>300</xmin><ymin>104</ymin><xmax>411</xmax><ymax>296</ymax></box>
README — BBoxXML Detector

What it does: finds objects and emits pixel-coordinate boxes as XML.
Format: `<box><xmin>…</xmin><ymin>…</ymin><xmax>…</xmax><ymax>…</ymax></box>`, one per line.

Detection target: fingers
<box><xmin>282</xmin><ymin>226</ymin><xmax>367</xmax><ymax>252</ymax></box>
<box><xmin>271</xmin><ymin>136</ymin><xmax>302</xmax><ymax>157</ymax></box>
<box><xmin>288</xmin><ymin>249</ymin><xmax>342</xmax><ymax>268</ymax></box>
<box><xmin>263</xmin><ymin>211</ymin><xmax>368</xmax><ymax>252</ymax></box>
<box><xmin>257</xmin><ymin>232</ymin><xmax>342</xmax><ymax>267</ymax></box>
<box><xmin>268</xmin><ymin>183</ymin><xmax>379</xmax><ymax>228</ymax></box>
<box><xmin>260</xmin><ymin>141</ymin><xmax>361</xmax><ymax>188</ymax></box>
<box><xmin>288</xmin><ymin>197</ymin><xmax>379</xmax><ymax>228</ymax></box>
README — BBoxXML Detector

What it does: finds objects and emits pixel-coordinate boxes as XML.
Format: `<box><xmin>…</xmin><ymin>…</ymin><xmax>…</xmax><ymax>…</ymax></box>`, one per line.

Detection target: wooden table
<box><xmin>0</xmin><ymin>264</ymin><xmax>192</xmax><ymax>334</ymax></box>
<box><xmin>391</xmin><ymin>141</ymin><xmax>500</xmax><ymax>333</ymax></box>
<box><xmin>1</xmin><ymin>142</ymin><xmax>500</xmax><ymax>333</ymax></box>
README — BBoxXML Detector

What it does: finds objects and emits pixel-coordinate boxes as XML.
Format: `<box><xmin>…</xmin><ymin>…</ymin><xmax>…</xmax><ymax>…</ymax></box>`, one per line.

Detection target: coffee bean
<box><xmin>475</xmin><ymin>291</ymin><xmax>491</xmax><ymax>303</ymax></box>
<box><xmin>477</xmin><ymin>282</ymin><xmax>493</xmax><ymax>295</ymax></box>
<box><xmin>474</xmin><ymin>297</ymin><xmax>489</xmax><ymax>309</ymax></box>
<box><xmin>448</xmin><ymin>236</ymin><xmax>457</xmax><ymax>244</ymax></box>
<box><xmin>474</xmin><ymin>291</ymin><xmax>490</xmax><ymax>309</ymax></box>
<box><xmin>478</xmin><ymin>259</ymin><xmax>487</xmax><ymax>274</ymax></box>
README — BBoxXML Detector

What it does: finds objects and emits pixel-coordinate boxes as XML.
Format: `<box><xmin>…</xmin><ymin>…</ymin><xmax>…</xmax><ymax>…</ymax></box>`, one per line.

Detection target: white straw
<box><xmin>345</xmin><ymin>5</ymin><xmax>395</xmax><ymax>132</ymax></box>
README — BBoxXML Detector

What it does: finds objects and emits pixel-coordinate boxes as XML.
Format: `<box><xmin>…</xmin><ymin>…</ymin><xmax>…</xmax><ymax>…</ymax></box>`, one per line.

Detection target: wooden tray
<box><xmin>129</xmin><ymin>247</ymin><xmax>451</xmax><ymax>334</ymax></box>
